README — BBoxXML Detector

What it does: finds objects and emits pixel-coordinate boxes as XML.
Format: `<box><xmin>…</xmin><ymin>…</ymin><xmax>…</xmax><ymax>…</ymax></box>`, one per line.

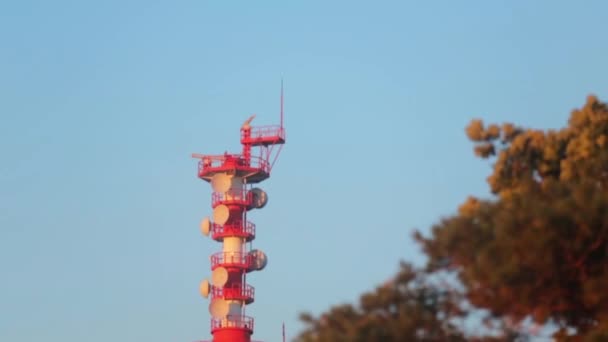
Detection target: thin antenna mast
<box><xmin>282</xmin><ymin>322</ymin><xmax>286</xmax><ymax>342</ymax></box>
<box><xmin>280</xmin><ymin>78</ymin><xmax>284</xmax><ymax>128</ymax></box>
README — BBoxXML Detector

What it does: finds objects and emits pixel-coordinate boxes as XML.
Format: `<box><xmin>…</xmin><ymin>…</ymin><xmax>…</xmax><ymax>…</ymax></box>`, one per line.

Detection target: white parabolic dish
<box><xmin>200</xmin><ymin>217</ymin><xmax>211</xmax><ymax>236</ymax></box>
<box><xmin>199</xmin><ymin>279</ymin><xmax>210</xmax><ymax>298</ymax></box>
<box><xmin>209</xmin><ymin>298</ymin><xmax>229</xmax><ymax>318</ymax></box>
<box><xmin>211</xmin><ymin>266</ymin><xmax>229</xmax><ymax>287</ymax></box>
<box><xmin>213</xmin><ymin>204</ymin><xmax>230</xmax><ymax>225</ymax></box>
<box><xmin>211</xmin><ymin>173</ymin><xmax>232</xmax><ymax>193</ymax></box>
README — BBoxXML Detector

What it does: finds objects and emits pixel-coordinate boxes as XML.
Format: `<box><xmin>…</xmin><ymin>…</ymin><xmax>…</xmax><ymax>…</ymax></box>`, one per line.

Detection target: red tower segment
<box><xmin>193</xmin><ymin>102</ymin><xmax>285</xmax><ymax>342</ymax></box>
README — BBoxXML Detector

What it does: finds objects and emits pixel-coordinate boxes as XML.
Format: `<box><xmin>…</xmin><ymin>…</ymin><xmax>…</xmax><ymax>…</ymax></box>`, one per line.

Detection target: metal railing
<box><xmin>210</xmin><ymin>315</ymin><xmax>254</xmax><ymax>332</ymax></box>
<box><xmin>210</xmin><ymin>251</ymin><xmax>253</xmax><ymax>269</ymax></box>
<box><xmin>211</xmin><ymin>189</ymin><xmax>253</xmax><ymax>208</ymax></box>
<box><xmin>246</xmin><ymin>156</ymin><xmax>270</xmax><ymax>173</ymax></box>
<box><xmin>211</xmin><ymin>221</ymin><xmax>256</xmax><ymax>239</ymax></box>
<box><xmin>211</xmin><ymin>283</ymin><xmax>255</xmax><ymax>302</ymax></box>
<box><xmin>242</xmin><ymin>125</ymin><xmax>285</xmax><ymax>141</ymax></box>
<box><xmin>195</xmin><ymin>154</ymin><xmax>236</xmax><ymax>170</ymax></box>
<box><xmin>196</xmin><ymin>155</ymin><xmax>270</xmax><ymax>176</ymax></box>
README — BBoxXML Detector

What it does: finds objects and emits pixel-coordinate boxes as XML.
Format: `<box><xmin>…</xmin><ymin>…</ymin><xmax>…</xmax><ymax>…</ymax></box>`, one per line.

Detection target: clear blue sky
<box><xmin>1</xmin><ymin>1</ymin><xmax>606</xmax><ymax>341</ymax></box>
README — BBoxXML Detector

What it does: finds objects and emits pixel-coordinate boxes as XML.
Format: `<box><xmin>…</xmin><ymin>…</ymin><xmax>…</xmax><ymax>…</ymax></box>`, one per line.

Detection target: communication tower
<box><xmin>192</xmin><ymin>86</ymin><xmax>286</xmax><ymax>342</ymax></box>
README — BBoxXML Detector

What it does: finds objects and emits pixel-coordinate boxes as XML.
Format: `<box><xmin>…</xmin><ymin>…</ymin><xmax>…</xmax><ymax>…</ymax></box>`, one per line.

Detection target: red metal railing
<box><xmin>195</xmin><ymin>154</ymin><xmax>235</xmax><ymax>170</ymax></box>
<box><xmin>210</xmin><ymin>315</ymin><xmax>254</xmax><ymax>332</ymax></box>
<box><xmin>211</xmin><ymin>189</ymin><xmax>253</xmax><ymax>208</ymax></box>
<box><xmin>211</xmin><ymin>283</ymin><xmax>255</xmax><ymax>302</ymax></box>
<box><xmin>196</xmin><ymin>155</ymin><xmax>270</xmax><ymax>176</ymax></box>
<box><xmin>211</xmin><ymin>221</ymin><xmax>256</xmax><ymax>241</ymax></box>
<box><xmin>241</xmin><ymin>125</ymin><xmax>286</xmax><ymax>141</ymax></box>
<box><xmin>210</xmin><ymin>251</ymin><xmax>254</xmax><ymax>270</ymax></box>
<box><xmin>246</xmin><ymin>156</ymin><xmax>270</xmax><ymax>173</ymax></box>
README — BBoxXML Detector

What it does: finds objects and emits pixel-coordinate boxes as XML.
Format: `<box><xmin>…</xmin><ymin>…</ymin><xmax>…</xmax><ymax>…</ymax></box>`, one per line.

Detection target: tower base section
<box><xmin>212</xmin><ymin>328</ymin><xmax>252</xmax><ymax>342</ymax></box>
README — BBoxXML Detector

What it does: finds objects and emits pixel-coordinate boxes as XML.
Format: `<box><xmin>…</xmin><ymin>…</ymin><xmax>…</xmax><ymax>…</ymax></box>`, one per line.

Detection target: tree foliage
<box><xmin>296</xmin><ymin>263</ymin><xmax>467</xmax><ymax>342</ymax></box>
<box><xmin>297</xmin><ymin>96</ymin><xmax>608</xmax><ymax>341</ymax></box>
<box><xmin>417</xmin><ymin>95</ymin><xmax>608</xmax><ymax>340</ymax></box>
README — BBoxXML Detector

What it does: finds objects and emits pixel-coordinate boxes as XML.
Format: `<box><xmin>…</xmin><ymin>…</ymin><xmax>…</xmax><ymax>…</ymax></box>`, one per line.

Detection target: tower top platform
<box><xmin>192</xmin><ymin>153</ymin><xmax>270</xmax><ymax>184</ymax></box>
<box><xmin>241</xmin><ymin>125</ymin><xmax>285</xmax><ymax>146</ymax></box>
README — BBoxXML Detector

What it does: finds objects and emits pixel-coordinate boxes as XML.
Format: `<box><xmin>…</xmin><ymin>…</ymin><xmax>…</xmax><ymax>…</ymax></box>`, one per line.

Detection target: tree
<box><xmin>416</xmin><ymin>95</ymin><xmax>608</xmax><ymax>340</ymax></box>
<box><xmin>296</xmin><ymin>262</ymin><xmax>467</xmax><ymax>342</ymax></box>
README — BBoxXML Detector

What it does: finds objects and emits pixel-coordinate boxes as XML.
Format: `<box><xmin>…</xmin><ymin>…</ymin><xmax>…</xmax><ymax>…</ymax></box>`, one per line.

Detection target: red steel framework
<box><xmin>193</xmin><ymin>86</ymin><xmax>286</xmax><ymax>342</ymax></box>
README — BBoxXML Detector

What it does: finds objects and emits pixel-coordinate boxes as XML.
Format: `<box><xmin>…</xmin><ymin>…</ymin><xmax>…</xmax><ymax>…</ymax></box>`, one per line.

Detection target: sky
<box><xmin>1</xmin><ymin>1</ymin><xmax>607</xmax><ymax>341</ymax></box>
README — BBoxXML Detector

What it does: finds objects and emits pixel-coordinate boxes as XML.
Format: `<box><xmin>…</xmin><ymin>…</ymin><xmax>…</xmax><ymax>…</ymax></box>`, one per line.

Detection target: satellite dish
<box><xmin>211</xmin><ymin>266</ymin><xmax>228</xmax><ymax>287</ymax></box>
<box><xmin>199</xmin><ymin>279</ymin><xmax>210</xmax><ymax>298</ymax></box>
<box><xmin>249</xmin><ymin>249</ymin><xmax>268</xmax><ymax>271</ymax></box>
<box><xmin>242</xmin><ymin>114</ymin><xmax>256</xmax><ymax>129</ymax></box>
<box><xmin>211</xmin><ymin>173</ymin><xmax>232</xmax><ymax>193</ymax></box>
<box><xmin>249</xmin><ymin>188</ymin><xmax>268</xmax><ymax>209</ymax></box>
<box><xmin>213</xmin><ymin>204</ymin><xmax>230</xmax><ymax>225</ymax></box>
<box><xmin>209</xmin><ymin>298</ymin><xmax>229</xmax><ymax>318</ymax></box>
<box><xmin>200</xmin><ymin>217</ymin><xmax>211</xmax><ymax>236</ymax></box>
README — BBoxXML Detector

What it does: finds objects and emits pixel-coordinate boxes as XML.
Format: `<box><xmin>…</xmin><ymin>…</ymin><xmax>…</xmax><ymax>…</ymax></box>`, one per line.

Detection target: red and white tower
<box><xmin>192</xmin><ymin>88</ymin><xmax>286</xmax><ymax>342</ymax></box>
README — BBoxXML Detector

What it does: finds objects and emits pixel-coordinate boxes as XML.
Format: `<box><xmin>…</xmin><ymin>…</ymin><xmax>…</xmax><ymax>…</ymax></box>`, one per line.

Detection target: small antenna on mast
<box><xmin>280</xmin><ymin>78</ymin><xmax>284</xmax><ymax>128</ymax></box>
<box><xmin>282</xmin><ymin>322</ymin><xmax>286</xmax><ymax>342</ymax></box>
